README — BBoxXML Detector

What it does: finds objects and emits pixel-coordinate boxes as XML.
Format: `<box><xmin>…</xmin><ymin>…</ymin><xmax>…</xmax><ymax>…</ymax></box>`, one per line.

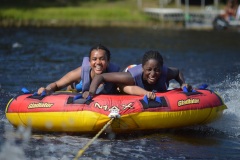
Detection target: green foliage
<box><xmin>0</xmin><ymin>6</ymin><xmax>147</xmax><ymax>21</ymax></box>
<box><xmin>0</xmin><ymin>0</ymin><xmax>151</xmax><ymax>27</ymax></box>
<box><xmin>1</xmin><ymin>0</ymin><xmax>122</xmax><ymax>8</ymax></box>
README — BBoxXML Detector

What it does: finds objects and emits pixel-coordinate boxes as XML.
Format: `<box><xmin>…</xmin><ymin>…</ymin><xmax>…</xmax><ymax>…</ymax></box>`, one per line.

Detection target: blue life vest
<box><xmin>78</xmin><ymin>57</ymin><xmax>120</xmax><ymax>94</ymax></box>
<box><xmin>128</xmin><ymin>64</ymin><xmax>168</xmax><ymax>91</ymax></box>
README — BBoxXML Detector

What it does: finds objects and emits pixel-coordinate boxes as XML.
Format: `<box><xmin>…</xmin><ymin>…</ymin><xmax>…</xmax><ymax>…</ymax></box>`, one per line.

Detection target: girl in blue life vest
<box><xmin>37</xmin><ymin>44</ymin><xmax>120</xmax><ymax>95</ymax></box>
<box><xmin>82</xmin><ymin>50</ymin><xmax>191</xmax><ymax>99</ymax></box>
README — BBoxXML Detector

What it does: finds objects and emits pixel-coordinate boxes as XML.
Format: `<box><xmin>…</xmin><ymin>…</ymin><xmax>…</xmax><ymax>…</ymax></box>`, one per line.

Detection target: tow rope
<box><xmin>74</xmin><ymin>108</ymin><xmax>120</xmax><ymax>159</ymax></box>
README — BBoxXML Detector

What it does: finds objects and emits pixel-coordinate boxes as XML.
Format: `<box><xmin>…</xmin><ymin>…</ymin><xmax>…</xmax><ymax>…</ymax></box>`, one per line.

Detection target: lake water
<box><xmin>0</xmin><ymin>27</ymin><xmax>240</xmax><ymax>159</ymax></box>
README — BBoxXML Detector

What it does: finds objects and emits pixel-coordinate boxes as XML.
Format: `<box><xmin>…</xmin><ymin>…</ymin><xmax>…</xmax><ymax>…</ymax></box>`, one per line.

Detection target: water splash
<box><xmin>0</xmin><ymin>122</ymin><xmax>31</xmax><ymax>160</ymax></box>
<box><xmin>12</xmin><ymin>42</ymin><xmax>22</xmax><ymax>48</ymax></box>
<box><xmin>209</xmin><ymin>74</ymin><xmax>240</xmax><ymax>137</ymax></box>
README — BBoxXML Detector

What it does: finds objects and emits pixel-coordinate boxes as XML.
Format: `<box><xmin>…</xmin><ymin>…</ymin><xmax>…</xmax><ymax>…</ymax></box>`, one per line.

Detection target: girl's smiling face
<box><xmin>142</xmin><ymin>59</ymin><xmax>162</xmax><ymax>84</ymax></box>
<box><xmin>90</xmin><ymin>49</ymin><xmax>109</xmax><ymax>75</ymax></box>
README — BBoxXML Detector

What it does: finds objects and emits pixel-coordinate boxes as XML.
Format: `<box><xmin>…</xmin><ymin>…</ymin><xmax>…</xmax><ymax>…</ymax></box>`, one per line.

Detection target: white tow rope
<box><xmin>74</xmin><ymin>110</ymin><xmax>120</xmax><ymax>159</ymax></box>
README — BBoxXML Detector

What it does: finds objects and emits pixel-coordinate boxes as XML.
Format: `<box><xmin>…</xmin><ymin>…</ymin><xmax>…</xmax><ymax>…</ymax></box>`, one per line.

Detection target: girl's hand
<box><xmin>146</xmin><ymin>91</ymin><xmax>156</xmax><ymax>100</ymax></box>
<box><xmin>181</xmin><ymin>83</ymin><xmax>193</xmax><ymax>92</ymax></box>
<box><xmin>82</xmin><ymin>91</ymin><xmax>94</xmax><ymax>99</ymax></box>
<box><xmin>37</xmin><ymin>86</ymin><xmax>52</xmax><ymax>95</ymax></box>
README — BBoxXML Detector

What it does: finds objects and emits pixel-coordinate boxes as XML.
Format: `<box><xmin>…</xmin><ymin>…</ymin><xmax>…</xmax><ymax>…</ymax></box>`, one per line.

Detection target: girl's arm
<box><xmin>120</xmin><ymin>85</ymin><xmax>156</xmax><ymax>99</ymax></box>
<box><xmin>83</xmin><ymin>72</ymin><xmax>134</xmax><ymax>98</ymax></box>
<box><xmin>167</xmin><ymin>67</ymin><xmax>191</xmax><ymax>90</ymax></box>
<box><xmin>38</xmin><ymin>67</ymin><xmax>82</xmax><ymax>95</ymax></box>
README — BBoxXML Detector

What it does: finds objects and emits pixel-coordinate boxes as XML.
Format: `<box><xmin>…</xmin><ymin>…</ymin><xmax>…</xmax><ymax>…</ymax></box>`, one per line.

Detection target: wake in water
<box><xmin>209</xmin><ymin>74</ymin><xmax>240</xmax><ymax>137</ymax></box>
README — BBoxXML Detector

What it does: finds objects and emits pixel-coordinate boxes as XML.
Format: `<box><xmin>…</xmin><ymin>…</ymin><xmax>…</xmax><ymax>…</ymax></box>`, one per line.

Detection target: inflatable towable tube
<box><xmin>5</xmin><ymin>88</ymin><xmax>227</xmax><ymax>133</ymax></box>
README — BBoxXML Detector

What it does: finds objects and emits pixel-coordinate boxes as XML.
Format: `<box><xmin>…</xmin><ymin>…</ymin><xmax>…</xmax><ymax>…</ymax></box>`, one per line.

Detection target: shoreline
<box><xmin>0</xmin><ymin>18</ymin><xmax>192</xmax><ymax>30</ymax></box>
<box><xmin>0</xmin><ymin>19</ymin><xmax>214</xmax><ymax>31</ymax></box>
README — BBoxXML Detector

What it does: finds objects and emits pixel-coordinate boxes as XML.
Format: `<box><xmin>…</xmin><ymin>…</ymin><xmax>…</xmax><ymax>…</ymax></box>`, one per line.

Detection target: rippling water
<box><xmin>0</xmin><ymin>27</ymin><xmax>240</xmax><ymax>159</ymax></box>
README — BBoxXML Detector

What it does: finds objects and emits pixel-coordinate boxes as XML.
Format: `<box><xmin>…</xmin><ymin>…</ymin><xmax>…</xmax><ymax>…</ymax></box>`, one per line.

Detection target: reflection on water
<box><xmin>0</xmin><ymin>27</ymin><xmax>240</xmax><ymax>159</ymax></box>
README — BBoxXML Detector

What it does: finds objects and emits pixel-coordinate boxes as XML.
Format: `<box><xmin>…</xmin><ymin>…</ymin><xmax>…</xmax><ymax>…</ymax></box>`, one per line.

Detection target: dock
<box><xmin>144</xmin><ymin>7</ymin><xmax>224</xmax><ymax>29</ymax></box>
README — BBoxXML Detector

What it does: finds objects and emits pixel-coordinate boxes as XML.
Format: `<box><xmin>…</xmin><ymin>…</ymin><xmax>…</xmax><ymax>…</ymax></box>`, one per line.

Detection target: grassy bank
<box><xmin>0</xmin><ymin>0</ymin><xmax>158</xmax><ymax>27</ymax></box>
<box><xmin>0</xmin><ymin>0</ymin><xmax>226</xmax><ymax>28</ymax></box>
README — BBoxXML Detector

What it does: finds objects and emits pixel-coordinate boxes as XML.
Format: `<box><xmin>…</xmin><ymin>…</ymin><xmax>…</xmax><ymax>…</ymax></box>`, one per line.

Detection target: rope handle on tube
<box><xmin>143</xmin><ymin>95</ymin><xmax>162</xmax><ymax>104</ymax></box>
